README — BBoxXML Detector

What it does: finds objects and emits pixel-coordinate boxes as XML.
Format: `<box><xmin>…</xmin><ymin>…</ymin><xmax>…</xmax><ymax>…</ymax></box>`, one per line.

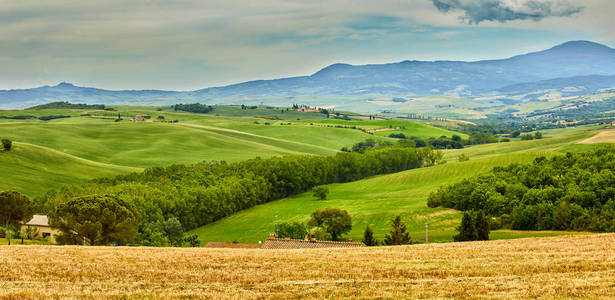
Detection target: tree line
<box><xmin>427</xmin><ymin>146</ymin><xmax>615</xmax><ymax>232</ymax></box>
<box><xmin>37</xmin><ymin>147</ymin><xmax>423</xmax><ymax>245</ymax></box>
<box><xmin>172</xmin><ymin>103</ymin><xmax>214</xmax><ymax>114</ymax></box>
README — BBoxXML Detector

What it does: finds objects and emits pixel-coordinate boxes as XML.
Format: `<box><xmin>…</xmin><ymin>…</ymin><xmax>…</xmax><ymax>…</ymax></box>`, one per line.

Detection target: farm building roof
<box><xmin>205</xmin><ymin>242</ymin><xmax>261</xmax><ymax>249</ymax></box>
<box><xmin>24</xmin><ymin>215</ymin><xmax>50</xmax><ymax>227</ymax></box>
<box><xmin>262</xmin><ymin>234</ymin><xmax>365</xmax><ymax>249</ymax></box>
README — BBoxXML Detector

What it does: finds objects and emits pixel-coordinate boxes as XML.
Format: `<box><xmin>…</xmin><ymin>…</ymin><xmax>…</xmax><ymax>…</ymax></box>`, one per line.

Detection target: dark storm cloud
<box><xmin>432</xmin><ymin>0</ymin><xmax>583</xmax><ymax>23</ymax></box>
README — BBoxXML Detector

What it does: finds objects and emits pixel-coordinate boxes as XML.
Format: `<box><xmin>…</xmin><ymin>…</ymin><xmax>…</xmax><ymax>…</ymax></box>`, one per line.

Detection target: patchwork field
<box><xmin>1</xmin><ymin>234</ymin><xmax>613</xmax><ymax>299</ymax></box>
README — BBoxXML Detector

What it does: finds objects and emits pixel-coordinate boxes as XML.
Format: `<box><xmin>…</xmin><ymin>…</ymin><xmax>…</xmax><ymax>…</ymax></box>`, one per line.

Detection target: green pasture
<box><xmin>190</xmin><ymin>130</ymin><xmax>599</xmax><ymax>244</ymax></box>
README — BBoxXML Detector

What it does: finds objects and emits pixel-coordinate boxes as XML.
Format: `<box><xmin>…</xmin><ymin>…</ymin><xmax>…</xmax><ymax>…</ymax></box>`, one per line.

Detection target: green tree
<box><xmin>534</xmin><ymin>131</ymin><xmax>543</xmax><ymax>139</ymax></box>
<box><xmin>362</xmin><ymin>225</ymin><xmax>378</xmax><ymax>246</ymax></box>
<box><xmin>454</xmin><ymin>212</ymin><xmax>477</xmax><ymax>242</ymax></box>
<box><xmin>278</xmin><ymin>222</ymin><xmax>307</xmax><ymax>239</ymax></box>
<box><xmin>163</xmin><ymin>217</ymin><xmax>184</xmax><ymax>247</ymax></box>
<box><xmin>511</xmin><ymin>131</ymin><xmax>521</xmax><ymax>138</ymax></box>
<box><xmin>312</xmin><ymin>185</ymin><xmax>329</xmax><ymax>200</ymax></box>
<box><xmin>1</xmin><ymin>139</ymin><xmax>12</xmax><ymax>151</ymax></box>
<box><xmin>475</xmin><ymin>210</ymin><xmax>490</xmax><ymax>240</ymax></box>
<box><xmin>50</xmin><ymin>194</ymin><xmax>140</xmax><ymax>246</ymax></box>
<box><xmin>24</xmin><ymin>226</ymin><xmax>40</xmax><ymax>240</ymax></box>
<box><xmin>184</xmin><ymin>234</ymin><xmax>201</xmax><ymax>247</ymax></box>
<box><xmin>383</xmin><ymin>215</ymin><xmax>412</xmax><ymax>245</ymax></box>
<box><xmin>0</xmin><ymin>191</ymin><xmax>34</xmax><ymax>245</ymax></box>
<box><xmin>419</xmin><ymin>147</ymin><xmax>444</xmax><ymax>167</ymax></box>
<box><xmin>520</xmin><ymin>134</ymin><xmax>534</xmax><ymax>141</ymax></box>
<box><xmin>457</xmin><ymin>153</ymin><xmax>470</xmax><ymax>162</ymax></box>
<box><xmin>307</xmin><ymin>207</ymin><xmax>352</xmax><ymax>241</ymax></box>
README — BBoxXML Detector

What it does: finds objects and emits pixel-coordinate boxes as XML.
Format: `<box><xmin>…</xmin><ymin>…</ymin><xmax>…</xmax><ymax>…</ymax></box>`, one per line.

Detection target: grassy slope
<box><xmin>190</xmin><ymin>130</ymin><xmax>597</xmax><ymax>244</ymax></box>
<box><xmin>1</xmin><ymin>106</ymin><xmax>452</xmax><ymax>197</ymax></box>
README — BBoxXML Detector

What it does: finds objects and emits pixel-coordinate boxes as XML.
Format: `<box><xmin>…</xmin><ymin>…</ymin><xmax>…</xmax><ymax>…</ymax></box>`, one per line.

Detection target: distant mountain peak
<box><xmin>549</xmin><ymin>40</ymin><xmax>614</xmax><ymax>52</ymax></box>
<box><xmin>56</xmin><ymin>82</ymin><xmax>75</xmax><ymax>87</ymax></box>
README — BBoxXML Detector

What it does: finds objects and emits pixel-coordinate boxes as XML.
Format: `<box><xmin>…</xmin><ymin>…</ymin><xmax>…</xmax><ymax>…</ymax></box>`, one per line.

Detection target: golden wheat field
<box><xmin>1</xmin><ymin>234</ymin><xmax>615</xmax><ymax>299</ymax></box>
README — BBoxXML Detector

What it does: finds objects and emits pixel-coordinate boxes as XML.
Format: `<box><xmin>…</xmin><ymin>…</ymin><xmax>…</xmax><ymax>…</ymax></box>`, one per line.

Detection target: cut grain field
<box><xmin>1</xmin><ymin>234</ymin><xmax>614</xmax><ymax>299</ymax></box>
<box><xmin>578</xmin><ymin>129</ymin><xmax>615</xmax><ymax>144</ymax></box>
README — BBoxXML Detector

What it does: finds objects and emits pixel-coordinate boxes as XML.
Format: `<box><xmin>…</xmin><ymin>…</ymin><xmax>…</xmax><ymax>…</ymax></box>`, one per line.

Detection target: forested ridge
<box><xmin>38</xmin><ymin>147</ymin><xmax>422</xmax><ymax>243</ymax></box>
<box><xmin>428</xmin><ymin>146</ymin><xmax>615</xmax><ymax>232</ymax></box>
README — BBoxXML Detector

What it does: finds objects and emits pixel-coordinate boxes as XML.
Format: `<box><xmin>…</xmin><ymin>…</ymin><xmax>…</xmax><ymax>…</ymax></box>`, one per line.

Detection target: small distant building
<box><xmin>611</xmin><ymin>120</ymin><xmax>615</xmax><ymax>127</ymax></box>
<box><xmin>261</xmin><ymin>233</ymin><xmax>365</xmax><ymax>249</ymax></box>
<box><xmin>21</xmin><ymin>215</ymin><xmax>60</xmax><ymax>243</ymax></box>
<box><xmin>132</xmin><ymin>114</ymin><xmax>151</xmax><ymax>122</ymax></box>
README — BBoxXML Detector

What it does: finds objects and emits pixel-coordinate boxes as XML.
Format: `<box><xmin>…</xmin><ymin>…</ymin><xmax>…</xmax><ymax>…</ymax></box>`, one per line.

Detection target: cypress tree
<box><xmin>384</xmin><ymin>215</ymin><xmax>411</xmax><ymax>245</ymax></box>
<box><xmin>362</xmin><ymin>225</ymin><xmax>378</xmax><ymax>246</ymax></box>
<box><xmin>454</xmin><ymin>212</ymin><xmax>477</xmax><ymax>242</ymax></box>
<box><xmin>475</xmin><ymin>210</ymin><xmax>490</xmax><ymax>241</ymax></box>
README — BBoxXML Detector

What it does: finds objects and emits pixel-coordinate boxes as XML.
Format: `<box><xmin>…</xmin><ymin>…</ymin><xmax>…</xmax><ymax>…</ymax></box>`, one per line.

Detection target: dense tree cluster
<box><xmin>39</xmin><ymin>147</ymin><xmax>422</xmax><ymax>245</ymax></box>
<box><xmin>49</xmin><ymin>194</ymin><xmax>140</xmax><ymax>245</ymax></box>
<box><xmin>29</xmin><ymin>101</ymin><xmax>106</xmax><ymax>110</ymax></box>
<box><xmin>428</xmin><ymin>146</ymin><xmax>615</xmax><ymax>232</ymax></box>
<box><xmin>387</xmin><ymin>132</ymin><xmax>497</xmax><ymax>149</ymax></box>
<box><xmin>172</xmin><ymin>103</ymin><xmax>214</xmax><ymax>114</ymax></box>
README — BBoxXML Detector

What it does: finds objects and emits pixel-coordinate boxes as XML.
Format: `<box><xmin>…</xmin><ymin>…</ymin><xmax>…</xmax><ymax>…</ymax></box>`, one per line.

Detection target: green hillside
<box><xmin>190</xmin><ymin>130</ymin><xmax>598</xmax><ymax>244</ymax></box>
<box><xmin>0</xmin><ymin>105</ymin><xmax>456</xmax><ymax>197</ymax></box>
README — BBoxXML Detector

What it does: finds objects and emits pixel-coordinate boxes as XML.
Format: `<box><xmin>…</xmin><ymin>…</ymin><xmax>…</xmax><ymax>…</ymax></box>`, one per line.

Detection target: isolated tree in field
<box><xmin>163</xmin><ymin>217</ymin><xmax>184</xmax><ymax>247</ymax></box>
<box><xmin>312</xmin><ymin>185</ymin><xmax>329</xmax><ymax>200</ymax></box>
<box><xmin>50</xmin><ymin>194</ymin><xmax>140</xmax><ymax>246</ymax></box>
<box><xmin>2</xmin><ymin>139</ymin><xmax>12</xmax><ymax>151</ymax></box>
<box><xmin>278</xmin><ymin>222</ymin><xmax>307</xmax><ymax>239</ymax></box>
<box><xmin>384</xmin><ymin>215</ymin><xmax>412</xmax><ymax>245</ymax></box>
<box><xmin>308</xmin><ymin>207</ymin><xmax>352</xmax><ymax>241</ymax></box>
<box><xmin>454</xmin><ymin>212</ymin><xmax>477</xmax><ymax>242</ymax></box>
<box><xmin>0</xmin><ymin>191</ymin><xmax>34</xmax><ymax>245</ymax></box>
<box><xmin>457</xmin><ymin>153</ymin><xmax>470</xmax><ymax>162</ymax></box>
<box><xmin>534</xmin><ymin>131</ymin><xmax>543</xmax><ymax>139</ymax></box>
<box><xmin>362</xmin><ymin>225</ymin><xmax>378</xmax><ymax>246</ymax></box>
<box><xmin>419</xmin><ymin>147</ymin><xmax>445</xmax><ymax>167</ymax></box>
<box><xmin>475</xmin><ymin>210</ymin><xmax>490</xmax><ymax>241</ymax></box>
<box><xmin>511</xmin><ymin>131</ymin><xmax>521</xmax><ymax>138</ymax></box>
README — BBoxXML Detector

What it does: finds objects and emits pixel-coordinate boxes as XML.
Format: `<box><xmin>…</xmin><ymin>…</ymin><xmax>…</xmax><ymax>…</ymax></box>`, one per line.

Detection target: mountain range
<box><xmin>2</xmin><ymin>40</ymin><xmax>615</xmax><ymax>109</ymax></box>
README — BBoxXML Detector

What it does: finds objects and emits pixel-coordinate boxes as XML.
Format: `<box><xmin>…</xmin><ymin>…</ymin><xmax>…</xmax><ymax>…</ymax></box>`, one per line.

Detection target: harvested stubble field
<box><xmin>1</xmin><ymin>234</ymin><xmax>615</xmax><ymax>299</ymax></box>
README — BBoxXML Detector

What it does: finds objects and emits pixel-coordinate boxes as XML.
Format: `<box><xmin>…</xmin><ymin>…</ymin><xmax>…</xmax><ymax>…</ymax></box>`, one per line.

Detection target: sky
<box><xmin>0</xmin><ymin>0</ymin><xmax>614</xmax><ymax>90</ymax></box>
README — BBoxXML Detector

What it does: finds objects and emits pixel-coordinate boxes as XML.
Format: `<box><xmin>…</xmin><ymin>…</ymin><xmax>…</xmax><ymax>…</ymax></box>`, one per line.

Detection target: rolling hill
<box><xmin>2</xmin><ymin>41</ymin><xmax>615</xmax><ymax>110</ymax></box>
<box><xmin>190</xmin><ymin>128</ymin><xmax>600</xmax><ymax>244</ymax></box>
<box><xmin>0</xmin><ymin>105</ymin><xmax>460</xmax><ymax>196</ymax></box>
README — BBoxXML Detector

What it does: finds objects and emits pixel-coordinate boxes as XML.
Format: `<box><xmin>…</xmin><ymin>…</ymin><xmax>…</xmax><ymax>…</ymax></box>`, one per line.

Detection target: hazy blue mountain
<box><xmin>496</xmin><ymin>75</ymin><xmax>615</xmax><ymax>98</ymax></box>
<box><xmin>1</xmin><ymin>40</ymin><xmax>615</xmax><ymax>109</ymax></box>
<box><xmin>0</xmin><ymin>82</ymin><xmax>183</xmax><ymax>109</ymax></box>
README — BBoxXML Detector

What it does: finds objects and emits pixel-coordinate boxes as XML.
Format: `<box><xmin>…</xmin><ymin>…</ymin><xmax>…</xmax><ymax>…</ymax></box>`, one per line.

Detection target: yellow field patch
<box><xmin>578</xmin><ymin>130</ymin><xmax>615</xmax><ymax>144</ymax></box>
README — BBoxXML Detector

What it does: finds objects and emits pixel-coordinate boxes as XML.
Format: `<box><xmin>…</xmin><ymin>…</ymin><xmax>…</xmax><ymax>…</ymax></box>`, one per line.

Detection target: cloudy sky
<box><xmin>1</xmin><ymin>0</ymin><xmax>613</xmax><ymax>90</ymax></box>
